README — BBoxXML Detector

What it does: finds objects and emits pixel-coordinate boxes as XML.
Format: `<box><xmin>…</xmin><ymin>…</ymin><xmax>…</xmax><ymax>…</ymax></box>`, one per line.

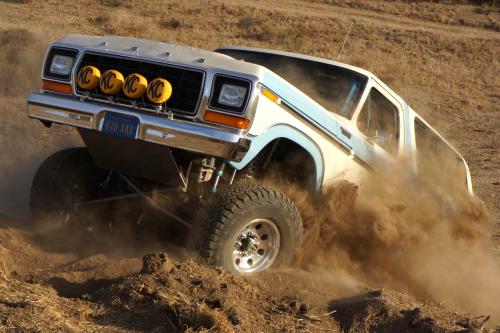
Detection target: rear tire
<box><xmin>193</xmin><ymin>182</ymin><xmax>303</xmax><ymax>274</ymax></box>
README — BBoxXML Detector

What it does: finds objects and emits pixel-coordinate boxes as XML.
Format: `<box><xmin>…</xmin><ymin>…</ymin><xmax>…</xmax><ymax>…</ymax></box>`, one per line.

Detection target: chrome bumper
<box><xmin>27</xmin><ymin>93</ymin><xmax>249</xmax><ymax>161</ymax></box>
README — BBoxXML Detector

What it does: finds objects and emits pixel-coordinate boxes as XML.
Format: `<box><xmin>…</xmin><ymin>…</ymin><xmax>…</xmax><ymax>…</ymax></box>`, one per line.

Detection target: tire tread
<box><xmin>196</xmin><ymin>181</ymin><xmax>303</xmax><ymax>268</ymax></box>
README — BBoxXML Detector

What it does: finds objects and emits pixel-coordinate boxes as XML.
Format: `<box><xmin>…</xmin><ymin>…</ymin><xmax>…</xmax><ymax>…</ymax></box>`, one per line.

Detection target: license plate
<box><xmin>102</xmin><ymin>113</ymin><xmax>139</xmax><ymax>139</ymax></box>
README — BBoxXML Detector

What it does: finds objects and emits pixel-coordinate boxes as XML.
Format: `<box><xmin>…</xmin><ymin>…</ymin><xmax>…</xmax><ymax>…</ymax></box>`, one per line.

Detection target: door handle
<box><xmin>340</xmin><ymin>126</ymin><xmax>352</xmax><ymax>139</ymax></box>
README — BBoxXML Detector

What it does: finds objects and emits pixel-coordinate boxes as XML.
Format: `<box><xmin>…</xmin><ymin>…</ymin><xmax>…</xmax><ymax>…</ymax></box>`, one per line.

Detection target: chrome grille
<box><xmin>75</xmin><ymin>52</ymin><xmax>204</xmax><ymax>116</ymax></box>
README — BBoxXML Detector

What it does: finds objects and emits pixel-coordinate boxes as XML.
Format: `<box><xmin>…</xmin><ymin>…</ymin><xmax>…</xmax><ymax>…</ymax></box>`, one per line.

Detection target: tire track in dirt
<box><xmin>220</xmin><ymin>0</ymin><xmax>500</xmax><ymax>40</ymax></box>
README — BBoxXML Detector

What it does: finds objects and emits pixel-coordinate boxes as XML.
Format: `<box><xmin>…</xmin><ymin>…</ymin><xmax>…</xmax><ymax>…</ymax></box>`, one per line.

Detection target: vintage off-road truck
<box><xmin>27</xmin><ymin>35</ymin><xmax>473</xmax><ymax>274</ymax></box>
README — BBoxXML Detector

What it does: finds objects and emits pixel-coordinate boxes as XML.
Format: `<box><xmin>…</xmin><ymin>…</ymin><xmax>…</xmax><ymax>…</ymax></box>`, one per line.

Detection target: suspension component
<box><xmin>211</xmin><ymin>162</ymin><xmax>226</xmax><ymax>193</ymax></box>
<box><xmin>244</xmin><ymin>158</ymin><xmax>259</xmax><ymax>179</ymax></box>
<box><xmin>229</xmin><ymin>168</ymin><xmax>237</xmax><ymax>185</ymax></box>
<box><xmin>197</xmin><ymin>157</ymin><xmax>215</xmax><ymax>183</ymax></box>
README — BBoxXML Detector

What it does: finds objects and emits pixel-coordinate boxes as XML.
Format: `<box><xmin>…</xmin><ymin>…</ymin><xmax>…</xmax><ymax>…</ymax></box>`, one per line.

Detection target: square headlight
<box><xmin>210</xmin><ymin>75</ymin><xmax>251</xmax><ymax>114</ymax></box>
<box><xmin>49</xmin><ymin>55</ymin><xmax>74</xmax><ymax>76</ymax></box>
<box><xmin>43</xmin><ymin>48</ymin><xmax>78</xmax><ymax>81</ymax></box>
<box><xmin>218</xmin><ymin>84</ymin><xmax>247</xmax><ymax>108</ymax></box>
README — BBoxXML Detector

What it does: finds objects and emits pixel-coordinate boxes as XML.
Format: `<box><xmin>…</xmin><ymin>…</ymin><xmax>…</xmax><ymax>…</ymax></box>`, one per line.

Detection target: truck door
<box><xmin>351</xmin><ymin>85</ymin><xmax>405</xmax><ymax>170</ymax></box>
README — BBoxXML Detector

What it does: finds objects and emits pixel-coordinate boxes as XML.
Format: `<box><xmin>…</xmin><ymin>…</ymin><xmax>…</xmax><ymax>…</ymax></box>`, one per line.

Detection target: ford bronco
<box><xmin>27</xmin><ymin>35</ymin><xmax>473</xmax><ymax>274</ymax></box>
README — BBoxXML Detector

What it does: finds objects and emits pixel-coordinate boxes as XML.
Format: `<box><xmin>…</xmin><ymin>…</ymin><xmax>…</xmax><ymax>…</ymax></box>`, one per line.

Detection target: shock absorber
<box><xmin>211</xmin><ymin>162</ymin><xmax>226</xmax><ymax>193</ymax></box>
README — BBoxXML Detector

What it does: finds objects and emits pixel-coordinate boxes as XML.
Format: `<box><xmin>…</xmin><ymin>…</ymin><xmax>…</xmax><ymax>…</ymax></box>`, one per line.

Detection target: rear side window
<box><xmin>414</xmin><ymin>118</ymin><xmax>467</xmax><ymax>189</ymax></box>
<box><xmin>357</xmin><ymin>88</ymin><xmax>400</xmax><ymax>155</ymax></box>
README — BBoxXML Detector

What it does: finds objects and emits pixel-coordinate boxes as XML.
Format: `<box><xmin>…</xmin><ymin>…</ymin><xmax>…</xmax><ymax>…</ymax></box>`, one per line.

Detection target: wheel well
<box><xmin>246</xmin><ymin>138</ymin><xmax>317</xmax><ymax>192</ymax></box>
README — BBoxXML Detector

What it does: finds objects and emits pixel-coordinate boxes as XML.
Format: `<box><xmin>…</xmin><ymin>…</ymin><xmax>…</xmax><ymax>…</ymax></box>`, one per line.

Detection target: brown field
<box><xmin>0</xmin><ymin>0</ymin><xmax>499</xmax><ymax>332</ymax></box>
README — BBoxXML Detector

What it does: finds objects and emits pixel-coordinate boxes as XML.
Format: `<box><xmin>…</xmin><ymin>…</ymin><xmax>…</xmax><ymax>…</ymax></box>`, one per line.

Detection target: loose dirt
<box><xmin>0</xmin><ymin>0</ymin><xmax>499</xmax><ymax>332</ymax></box>
<box><xmin>0</xmin><ymin>221</ymin><xmax>487</xmax><ymax>332</ymax></box>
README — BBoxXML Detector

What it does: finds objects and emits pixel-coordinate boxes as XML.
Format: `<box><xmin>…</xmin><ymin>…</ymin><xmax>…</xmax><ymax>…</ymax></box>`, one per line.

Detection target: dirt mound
<box><xmin>329</xmin><ymin>289</ymin><xmax>492</xmax><ymax>333</ymax></box>
<box><xmin>84</xmin><ymin>252</ymin><xmax>334</xmax><ymax>332</ymax></box>
<box><xmin>1</xmin><ymin>241</ymin><xmax>482</xmax><ymax>332</ymax></box>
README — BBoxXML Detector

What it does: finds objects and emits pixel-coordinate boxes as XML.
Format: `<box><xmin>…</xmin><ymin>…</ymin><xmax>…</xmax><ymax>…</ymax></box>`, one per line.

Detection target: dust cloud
<box><xmin>272</xmin><ymin>157</ymin><xmax>499</xmax><ymax>323</ymax></box>
<box><xmin>256</xmin><ymin>53</ymin><xmax>499</xmax><ymax>322</ymax></box>
<box><xmin>0</xmin><ymin>28</ymin><xmax>45</xmax><ymax>96</ymax></box>
<box><xmin>1</xmin><ymin>23</ymin><xmax>498</xmax><ymax>328</ymax></box>
<box><xmin>0</xmin><ymin>28</ymin><xmax>86</xmax><ymax>221</ymax></box>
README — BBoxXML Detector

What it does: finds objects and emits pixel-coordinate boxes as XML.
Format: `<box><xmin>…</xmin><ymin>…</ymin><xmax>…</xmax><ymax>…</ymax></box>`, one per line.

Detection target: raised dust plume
<box><xmin>270</xmin><ymin>155</ymin><xmax>498</xmax><ymax>323</ymax></box>
<box><xmin>0</xmin><ymin>28</ymin><xmax>46</xmax><ymax>97</ymax></box>
<box><xmin>0</xmin><ymin>28</ymin><xmax>84</xmax><ymax>220</ymax></box>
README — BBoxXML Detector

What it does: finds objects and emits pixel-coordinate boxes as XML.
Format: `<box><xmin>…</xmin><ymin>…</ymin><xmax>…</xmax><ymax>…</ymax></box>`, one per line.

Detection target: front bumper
<box><xmin>27</xmin><ymin>92</ymin><xmax>250</xmax><ymax>161</ymax></box>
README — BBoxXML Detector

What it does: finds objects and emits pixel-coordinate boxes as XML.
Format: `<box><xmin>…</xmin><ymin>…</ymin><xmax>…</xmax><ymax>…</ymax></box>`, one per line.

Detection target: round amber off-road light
<box><xmin>77</xmin><ymin>65</ymin><xmax>101</xmax><ymax>90</ymax></box>
<box><xmin>146</xmin><ymin>78</ymin><xmax>172</xmax><ymax>104</ymax></box>
<box><xmin>99</xmin><ymin>69</ymin><xmax>124</xmax><ymax>95</ymax></box>
<box><xmin>123</xmin><ymin>73</ymin><xmax>148</xmax><ymax>99</ymax></box>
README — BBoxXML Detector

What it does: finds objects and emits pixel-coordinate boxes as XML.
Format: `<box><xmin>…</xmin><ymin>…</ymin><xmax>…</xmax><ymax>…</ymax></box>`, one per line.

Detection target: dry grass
<box><xmin>0</xmin><ymin>0</ymin><xmax>498</xmax><ymax>218</ymax></box>
<box><xmin>88</xmin><ymin>14</ymin><xmax>110</xmax><ymax>26</ymax></box>
<box><xmin>160</xmin><ymin>18</ymin><xmax>185</xmax><ymax>30</ymax></box>
<box><xmin>316</xmin><ymin>0</ymin><xmax>500</xmax><ymax>31</ymax></box>
<box><xmin>238</xmin><ymin>16</ymin><xmax>272</xmax><ymax>41</ymax></box>
<box><xmin>0</xmin><ymin>1</ymin><xmax>498</xmax><ymax>331</ymax></box>
<box><xmin>0</xmin><ymin>0</ymin><xmax>31</xmax><ymax>3</ymax></box>
<box><xmin>98</xmin><ymin>0</ymin><xmax>130</xmax><ymax>8</ymax></box>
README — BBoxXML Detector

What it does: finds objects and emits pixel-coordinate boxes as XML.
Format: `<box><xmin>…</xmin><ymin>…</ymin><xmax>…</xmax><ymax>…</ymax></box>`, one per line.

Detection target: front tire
<box><xmin>196</xmin><ymin>182</ymin><xmax>303</xmax><ymax>274</ymax></box>
<box><xmin>30</xmin><ymin>147</ymin><xmax>110</xmax><ymax>231</ymax></box>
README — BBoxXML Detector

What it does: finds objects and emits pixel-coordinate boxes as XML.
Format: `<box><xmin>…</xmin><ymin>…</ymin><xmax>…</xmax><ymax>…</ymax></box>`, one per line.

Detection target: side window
<box><xmin>414</xmin><ymin>118</ymin><xmax>439</xmax><ymax>167</ymax></box>
<box><xmin>357</xmin><ymin>88</ymin><xmax>400</xmax><ymax>155</ymax></box>
<box><xmin>414</xmin><ymin>118</ymin><xmax>467</xmax><ymax>189</ymax></box>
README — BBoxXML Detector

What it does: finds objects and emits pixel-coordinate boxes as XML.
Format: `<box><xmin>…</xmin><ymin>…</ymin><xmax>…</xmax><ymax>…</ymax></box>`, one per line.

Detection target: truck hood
<box><xmin>54</xmin><ymin>34</ymin><xmax>266</xmax><ymax>78</ymax></box>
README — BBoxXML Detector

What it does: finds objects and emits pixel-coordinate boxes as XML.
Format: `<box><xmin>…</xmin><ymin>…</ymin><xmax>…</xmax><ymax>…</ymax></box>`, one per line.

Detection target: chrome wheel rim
<box><xmin>231</xmin><ymin>218</ymin><xmax>280</xmax><ymax>274</ymax></box>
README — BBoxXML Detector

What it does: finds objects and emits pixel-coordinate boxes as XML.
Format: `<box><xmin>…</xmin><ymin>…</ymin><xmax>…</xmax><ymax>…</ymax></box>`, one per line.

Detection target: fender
<box><xmin>230</xmin><ymin>124</ymin><xmax>324</xmax><ymax>191</ymax></box>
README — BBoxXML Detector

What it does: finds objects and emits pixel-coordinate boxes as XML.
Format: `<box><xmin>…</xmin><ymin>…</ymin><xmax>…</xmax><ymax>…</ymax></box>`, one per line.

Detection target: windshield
<box><xmin>217</xmin><ymin>49</ymin><xmax>368</xmax><ymax>119</ymax></box>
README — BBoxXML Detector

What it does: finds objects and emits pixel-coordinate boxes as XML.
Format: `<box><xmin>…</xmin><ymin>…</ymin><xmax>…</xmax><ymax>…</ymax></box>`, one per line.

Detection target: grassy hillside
<box><xmin>1</xmin><ymin>0</ymin><xmax>498</xmax><ymax>221</ymax></box>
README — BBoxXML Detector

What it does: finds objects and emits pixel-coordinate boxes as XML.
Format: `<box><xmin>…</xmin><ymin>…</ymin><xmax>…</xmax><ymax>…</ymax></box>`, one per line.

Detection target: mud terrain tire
<box><xmin>30</xmin><ymin>147</ymin><xmax>108</xmax><ymax>230</ymax></box>
<box><xmin>196</xmin><ymin>182</ymin><xmax>303</xmax><ymax>274</ymax></box>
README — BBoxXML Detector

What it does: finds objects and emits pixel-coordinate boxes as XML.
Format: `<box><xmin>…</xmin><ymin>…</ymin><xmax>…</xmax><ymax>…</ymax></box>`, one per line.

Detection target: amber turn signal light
<box><xmin>204</xmin><ymin>110</ymin><xmax>250</xmax><ymax>129</ymax></box>
<box><xmin>42</xmin><ymin>80</ymin><xmax>73</xmax><ymax>94</ymax></box>
<box><xmin>261</xmin><ymin>87</ymin><xmax>281</xmax><ymax>104</ymax></box>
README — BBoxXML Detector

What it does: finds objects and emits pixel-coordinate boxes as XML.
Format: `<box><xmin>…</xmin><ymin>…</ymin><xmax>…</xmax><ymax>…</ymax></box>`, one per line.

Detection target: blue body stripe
<box><xmin>261</xmin><ymin>71</ymin><xmax>355</xmax><ymax>150</ymax></box>
<box><xmin>230</xmin><ymin>70</ymin><xmax>365</xmax><ymax>191</ymax></box>
<box><xmin>262</xmin><ymin>71</ymin><xmax>342</xmax><ymax>139</ymax></box>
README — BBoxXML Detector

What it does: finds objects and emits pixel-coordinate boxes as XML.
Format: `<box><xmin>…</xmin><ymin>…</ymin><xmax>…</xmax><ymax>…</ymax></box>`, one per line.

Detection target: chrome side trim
<box><xmin>28</xmin><ymin>105</ymin><xmax>94</xmax><ymax>128</ymax></box>
<box><xmin>28</xmin><ymin>93</ymin><xmax>247</xmax><ymax>160</ymax></box>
